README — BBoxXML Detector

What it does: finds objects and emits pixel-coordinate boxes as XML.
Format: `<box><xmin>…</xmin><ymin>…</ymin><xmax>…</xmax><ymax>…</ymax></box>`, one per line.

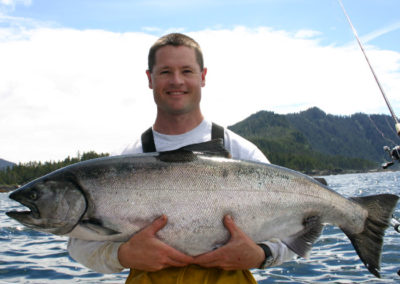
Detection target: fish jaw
<box><xmin>6</xmin><ymin>178</ymin><xmax>87</xmax><ymax>235</ymax></box>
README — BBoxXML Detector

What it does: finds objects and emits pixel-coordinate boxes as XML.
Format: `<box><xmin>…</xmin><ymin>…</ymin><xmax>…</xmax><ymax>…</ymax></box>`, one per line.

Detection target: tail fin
<box><xmin>343</xmin><ymin>194</ymin><xmax>399</xmax><ymax>278</ymax></box>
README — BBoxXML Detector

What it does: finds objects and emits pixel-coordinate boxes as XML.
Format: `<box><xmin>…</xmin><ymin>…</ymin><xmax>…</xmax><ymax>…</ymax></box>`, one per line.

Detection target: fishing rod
<box><xmin>392</xmin><ymin>215</ymin><xmax>400</xmax><ymax>233</ymax></box>
<box><xmin>337</xmin><ymin>0</ymin><xmax>400</xmax><ymax>169</ymax></box>
<box><xmin>393</xmin><ymin>214</ymin><xmax>400</xmax><ymax>277</ymax></box>
<box><xmin>337</xmin><ymin>0</ymin><xmax>400</xmax><ymax>241</ymax></box>
<box><xmin>337</xmin><ymin>0</ymin><xmax>400</xmax><ymax>130</ymax></box>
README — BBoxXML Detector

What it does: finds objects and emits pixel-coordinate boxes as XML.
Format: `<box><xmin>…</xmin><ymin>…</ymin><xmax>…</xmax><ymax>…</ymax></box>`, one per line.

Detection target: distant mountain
<box><xmin>228</xmin><ymin>107</ymin><xmax>399</xmax><ymax>173</ymax></box>
<box><xmin>0</xmin><ymin>159</ymin><xmax>15</xmax><ymax>171</ymax></box>
<box><xmin>286</xmin><ymin>107</ymin><xmax>398</xmax><ymax>162</ymax></box>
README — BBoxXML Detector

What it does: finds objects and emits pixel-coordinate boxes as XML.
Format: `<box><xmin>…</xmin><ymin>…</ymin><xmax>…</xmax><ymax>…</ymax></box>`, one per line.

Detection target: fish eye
<box><xmin>30</xmin><ymin>190</ymin><xmax>38</xmax><ymax>200</ymax></box>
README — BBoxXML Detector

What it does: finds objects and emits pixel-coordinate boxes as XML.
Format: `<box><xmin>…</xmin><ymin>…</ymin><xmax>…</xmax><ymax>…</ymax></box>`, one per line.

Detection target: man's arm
<box><xmin>68</xmin><ymin>238</ymin><xmax>124</xmax><ymax>274</ymax></box>
<box><xmin>68</xmin><ymin>215</ymin><xmax>193</xmax><ymax>273</ymax></box>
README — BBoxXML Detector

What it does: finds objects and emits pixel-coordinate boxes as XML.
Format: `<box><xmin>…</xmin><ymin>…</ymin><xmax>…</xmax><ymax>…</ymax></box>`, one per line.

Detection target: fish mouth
<box><xmin>6</xmin><ymin>192</ymin><xmax>40</xmax><ymax>220</ymax></box>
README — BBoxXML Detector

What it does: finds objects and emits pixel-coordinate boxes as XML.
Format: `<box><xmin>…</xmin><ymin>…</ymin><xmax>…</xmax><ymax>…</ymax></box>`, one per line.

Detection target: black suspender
<box><xmin>141</xmin><ymin>127</ymin><xmax>156</xmax><ymax>153</ymax></box>
<box><xmin>211</xmin><ymin>122</ymin><xmax>224</xmax><ymax>142</ymax></box>
<box><xmin>141</xmin><ymin>122</ymin><xmax>225</xmax><ymax>153</ymax></box>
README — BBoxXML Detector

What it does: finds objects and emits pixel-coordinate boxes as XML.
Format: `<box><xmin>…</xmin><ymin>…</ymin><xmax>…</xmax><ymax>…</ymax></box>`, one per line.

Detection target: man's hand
<box><xmin>193</xmin><ymin>215</ymin><xmax>265</xmax><ymax>270</ymax></box>
<box><xmin>117</xmin><ymin>215</ymin><xmax>194</xmax><ymax>272</ymax></box>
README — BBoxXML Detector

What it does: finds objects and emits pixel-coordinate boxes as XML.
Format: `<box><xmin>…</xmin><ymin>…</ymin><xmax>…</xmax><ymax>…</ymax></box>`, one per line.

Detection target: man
<box><xmin>68</xmin><ymin>33</ymin><xmax>294</xmax><ymax>283</ymax></box>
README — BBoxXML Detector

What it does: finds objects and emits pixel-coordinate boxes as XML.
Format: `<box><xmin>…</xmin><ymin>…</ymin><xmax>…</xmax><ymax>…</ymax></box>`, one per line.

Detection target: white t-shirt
<box><xmin>122</xmin><ymin>119</ymin><xmax>269</xmax><ymax>164</ymax></box>
<box><xmin>68</xmin><ymin>120</ymin><xmax>294</xmax><ymax>274</ymax></box>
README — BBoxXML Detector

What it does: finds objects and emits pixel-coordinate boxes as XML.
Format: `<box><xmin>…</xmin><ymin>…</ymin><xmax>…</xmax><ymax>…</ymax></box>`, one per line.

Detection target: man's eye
<box><xmin>183</xmin><ymin>69</ymin><xmax>193</xmax><ymax>74</ymax></box>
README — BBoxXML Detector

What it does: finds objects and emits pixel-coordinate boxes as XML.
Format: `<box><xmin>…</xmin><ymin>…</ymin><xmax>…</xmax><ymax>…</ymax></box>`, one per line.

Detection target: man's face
<box><xmin>146</xmin><ymin>45</ymin><xmax>207</xmax><ymax>116</ymax></box>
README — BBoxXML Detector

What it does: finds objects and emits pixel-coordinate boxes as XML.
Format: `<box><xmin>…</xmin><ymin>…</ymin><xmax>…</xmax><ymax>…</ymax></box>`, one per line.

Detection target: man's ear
<box><xmin>201</xmin><ymin>67</ymin><xmax>207</xmax><ymax>87</ymax></box>
<box><xmin>146</xmin><ymin>70</ymin><xmax>153</xmax><ymax>89</ymax></box>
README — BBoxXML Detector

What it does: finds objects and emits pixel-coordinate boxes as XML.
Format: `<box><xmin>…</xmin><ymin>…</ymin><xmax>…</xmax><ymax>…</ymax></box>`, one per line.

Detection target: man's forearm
<box><xmin>67</xmin><ymin>235</ymin><xmax>295</xmax><ymax>273</ymax></box>
<box><xmin>260</xmin><ymin>239</ymin><xmax>296</xmax><ymax>268</ymax></box>
<box><xmin>68</xmin><ymin>238</ymin><xmax>124</xmax><ymax>274</ymax></box>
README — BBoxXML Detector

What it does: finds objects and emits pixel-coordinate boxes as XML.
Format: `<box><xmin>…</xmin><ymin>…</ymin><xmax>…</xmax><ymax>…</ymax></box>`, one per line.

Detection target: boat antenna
<box><xmin>337</xmin><ymin>0</ymin><xmax>400</xmax><ymax>134</ymax></box>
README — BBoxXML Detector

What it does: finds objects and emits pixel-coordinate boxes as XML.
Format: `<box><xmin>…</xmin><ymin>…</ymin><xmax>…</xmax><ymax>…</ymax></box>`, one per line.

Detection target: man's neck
<box><xmin>153</xmin><ymin>111</ymin><xmax>204</xmax><ymax>135</ymax></box>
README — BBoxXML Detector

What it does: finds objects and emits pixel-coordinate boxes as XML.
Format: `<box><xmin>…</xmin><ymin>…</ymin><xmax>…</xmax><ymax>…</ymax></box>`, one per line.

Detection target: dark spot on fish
<box><xmin>222</xmin><ymin>169</ymin><xmax>229</xmax><ymax>178</ymax></box>
<box><xmin>114</xmin><ymin>163</ymin><xmax>135</xmax><ymax>174</ymax></box>
<box><xmin>278</xmin><ymin>174</ymin><xmax>290</xmax><ymax>180</ymax></box>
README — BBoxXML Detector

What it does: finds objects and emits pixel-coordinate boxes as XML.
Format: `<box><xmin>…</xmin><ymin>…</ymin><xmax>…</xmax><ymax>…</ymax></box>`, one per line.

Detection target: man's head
<box><xmin>146</xmin><ymin>33</ymin><xmax>207</xmax><ymax>125</ymax></box>
<box><xmin>148</xmin><ymin>33</ymin><xmax>204</xmax><ymax>73</ymax></box>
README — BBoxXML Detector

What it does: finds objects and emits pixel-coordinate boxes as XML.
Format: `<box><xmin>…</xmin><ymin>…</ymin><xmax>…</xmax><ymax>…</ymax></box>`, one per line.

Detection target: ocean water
<box><xmin>1</xmin><ymin>171</ymin><xmax>399</xmax><ymax>283</ymax></box>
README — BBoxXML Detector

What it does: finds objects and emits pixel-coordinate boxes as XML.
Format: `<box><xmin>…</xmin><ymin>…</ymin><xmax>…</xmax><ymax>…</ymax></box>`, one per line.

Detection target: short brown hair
<box><xmin>148</xmin><ymin>33</ymin><xmax>204</xmax><ymax>72</ymax></box>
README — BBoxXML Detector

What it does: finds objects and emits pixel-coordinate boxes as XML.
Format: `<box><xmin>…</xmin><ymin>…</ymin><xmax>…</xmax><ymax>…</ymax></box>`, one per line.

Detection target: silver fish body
<box><xmin>6</xmin><ymin>142</ymin><xmax>399</xmax><ymax>277</ymax></box>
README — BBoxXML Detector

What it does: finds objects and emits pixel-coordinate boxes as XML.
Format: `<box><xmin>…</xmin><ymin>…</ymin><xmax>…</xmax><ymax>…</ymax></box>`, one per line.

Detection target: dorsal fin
<box><xmin>179</xmin><ymin>139</ymin><xmax>231</xmax><ymax>158</ymax></box>
<box><xmin>157</xmin><ymin>139</ymin><xmax>231</xmax><ymax>163</ymax></box>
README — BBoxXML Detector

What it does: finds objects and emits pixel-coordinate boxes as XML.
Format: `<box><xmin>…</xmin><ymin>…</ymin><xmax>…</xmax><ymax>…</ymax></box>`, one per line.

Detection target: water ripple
<box><xmin>1</xmin><ymin>172</ymin><xmax>400</xmax><ymax>283</ymax></box>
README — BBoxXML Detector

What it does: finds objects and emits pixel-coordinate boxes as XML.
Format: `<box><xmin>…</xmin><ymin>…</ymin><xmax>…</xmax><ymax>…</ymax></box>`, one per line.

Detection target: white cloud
<box><xmin>294</xmin><ymin>29</ymin><xmax>322</xmax><ymax>39</ymax></box>
<box><xmin>195</xmin><ymin>27</ymin><xmax>400</xmax><ymax>122</ymax></box>
<box><xmin>1</xmin><ymin>25</ymin><xmax>399</xmax><ymax>163</ymax></box>
<box><xmin>0</xmin><ymin>0</ymin><xmax>31</xmax><ymax>5</ymax></box>
<box><xmin>0</xmin><ymin>28</ymin><xmax>157</xmax><ymax>162</ymax></box>
<box><xmin>0</xmin><ymin>0</ymin><xmax>31</xmax><ymax>13</ymax></box>
<box><xmin>141</xmin><ymin>26</ymin><xmax>163</xmax><ymax>33</ymax></box>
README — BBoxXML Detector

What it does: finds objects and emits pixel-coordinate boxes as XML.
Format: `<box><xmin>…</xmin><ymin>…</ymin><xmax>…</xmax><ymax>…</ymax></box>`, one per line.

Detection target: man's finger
<box><xmin>145</xmin><ymin>214</ymin><xmax>168</xmax><ymax>235</ymax></box>
<box><xmin>223</xmin><ymin>215</ymin><xmax>239</xmax><ymax>237</ymax></box>
<box><xmin>193</xmin><ymin>248</ymin><xmax>224</xmax><ymax>266</ymax></box>
<box><xmin>194</xmin><ymin>258</ymin><xmax>220</xmax><ymax>268</ymax></box>
<box><xmin>193</xmin><ymin>253</ymin><xmax>219</xmax><ymax>267</ymax></box>
<box><xmin>165</xmin><ymin>246</ymin><xmax>195</xmax><ymax>264</ymax></box>
<box><xmin>166</xmin><ymin>256</ymin><xmax>192</xmax><ymax>267</ymax></box>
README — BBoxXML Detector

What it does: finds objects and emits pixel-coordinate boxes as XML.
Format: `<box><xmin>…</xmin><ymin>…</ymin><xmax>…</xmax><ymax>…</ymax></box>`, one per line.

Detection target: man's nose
<box><xmin>169</xmin><ymin>71</ymin><xmax>184</xmax><ymax>85</ymax></box>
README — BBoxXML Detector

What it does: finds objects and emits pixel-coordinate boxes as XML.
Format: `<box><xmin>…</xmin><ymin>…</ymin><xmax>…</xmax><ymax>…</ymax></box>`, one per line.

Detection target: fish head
<box><xmin>6</xmin><ymin>179</ymin><xmax>87</xmax><ymax>235</ymax></box>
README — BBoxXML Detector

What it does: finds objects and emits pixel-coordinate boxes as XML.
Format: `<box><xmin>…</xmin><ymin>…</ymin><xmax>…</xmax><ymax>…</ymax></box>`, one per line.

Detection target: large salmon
<box><xmin>6</xmin><ymin>140</ymin><xmax>398</xmax><ymax>277</ymax></box>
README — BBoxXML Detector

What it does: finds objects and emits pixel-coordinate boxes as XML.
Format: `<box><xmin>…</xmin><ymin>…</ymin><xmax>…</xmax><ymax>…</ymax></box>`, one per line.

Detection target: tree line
<box><xmin>0</xmin><ymin>151</ymin><xmax>109</xmax><ymax>188</ymax></box>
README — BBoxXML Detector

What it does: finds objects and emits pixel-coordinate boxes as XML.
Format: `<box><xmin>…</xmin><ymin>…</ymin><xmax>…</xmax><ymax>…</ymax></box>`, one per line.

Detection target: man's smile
<box><xmin>166</xmin><ymin>91</ymin><xmax>187</xmax><ymax>96</ymax></box>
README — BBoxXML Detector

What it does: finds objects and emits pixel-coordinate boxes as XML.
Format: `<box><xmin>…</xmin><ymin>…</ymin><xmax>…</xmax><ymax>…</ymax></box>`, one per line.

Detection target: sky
<box><xmin>1</xmin><ymin>0</ymin><xmax>400</xmax><ymax>163</ymax></box>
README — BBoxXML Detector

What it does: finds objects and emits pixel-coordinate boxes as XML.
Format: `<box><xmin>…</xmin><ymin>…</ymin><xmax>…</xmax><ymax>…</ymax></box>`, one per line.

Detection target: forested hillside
<box><xmin>286</xmin><ymin>107</ymin><xmax>397</xmax><ymax>162</ymax></box>
<box><xmin>229</xmin><ymin>107</ymin><xmax>399</xmax><ymax>173</ymax></box>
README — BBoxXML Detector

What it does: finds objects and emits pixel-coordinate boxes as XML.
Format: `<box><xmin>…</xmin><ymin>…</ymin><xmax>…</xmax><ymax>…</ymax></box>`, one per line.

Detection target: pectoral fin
<box><xmin>79</xmin><ymin>219</ymin><xmax>120</xmax><ymax>235</ymax></box>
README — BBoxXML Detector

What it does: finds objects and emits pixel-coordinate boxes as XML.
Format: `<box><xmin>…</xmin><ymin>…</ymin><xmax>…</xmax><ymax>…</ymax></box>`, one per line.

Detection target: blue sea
<box><xmin>1</xmin><ymin>171</ymin><xmax>399</xmax><ymax>283</ymax></box>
